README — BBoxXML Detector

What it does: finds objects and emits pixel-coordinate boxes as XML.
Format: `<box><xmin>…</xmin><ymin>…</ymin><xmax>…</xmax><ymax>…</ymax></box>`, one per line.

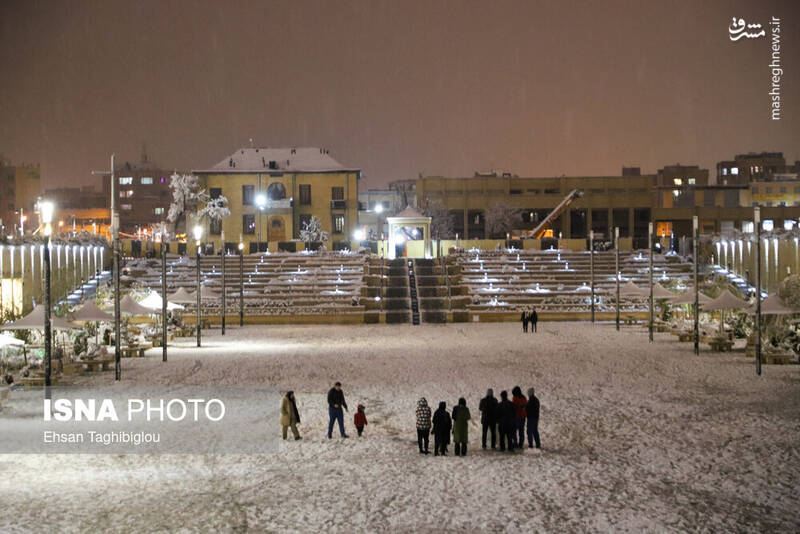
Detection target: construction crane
<box><xmin>525</xmin><ymin>189</ymin><xmax>584</xmax><ymax>239</ymax></box>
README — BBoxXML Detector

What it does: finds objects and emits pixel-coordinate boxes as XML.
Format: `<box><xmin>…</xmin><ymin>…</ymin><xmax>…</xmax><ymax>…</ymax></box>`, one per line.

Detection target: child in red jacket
<box><xmin>354</xmin><ymin>404</ymin><xmax>368</xmax><ymax>436</ymax></box>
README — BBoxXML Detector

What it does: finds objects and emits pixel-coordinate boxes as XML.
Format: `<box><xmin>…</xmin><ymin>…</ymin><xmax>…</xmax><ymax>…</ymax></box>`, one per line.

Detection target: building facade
<box><xmin>104</xmin><ymin>152</ymin><xmax>173</xmax><ymax>234</ymax></box>
<box><xmin>357</xmin><ymin>188</ymin><xmax>404</xmax><ymax>239</ymax></box>
<box><xmin>194</xmin><ymin>147</ymin><xmax>359</xmax><ymax>251</ymax></box>
<box><xmin>0</xmin><ymin>160</ymin><xmax>42</xmax><ymax>236</ymax></box>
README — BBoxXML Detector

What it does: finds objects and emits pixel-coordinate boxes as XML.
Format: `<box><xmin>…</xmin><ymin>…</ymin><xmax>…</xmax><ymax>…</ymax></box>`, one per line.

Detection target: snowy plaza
<box><xmin>1</xmin><ymin>322</ymin><xmax>798</xmax><ymax>533</ymax></box>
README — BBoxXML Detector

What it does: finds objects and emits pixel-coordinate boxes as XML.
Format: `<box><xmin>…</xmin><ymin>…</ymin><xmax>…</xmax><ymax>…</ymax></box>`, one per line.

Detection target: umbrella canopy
<box><xmin>747</xmin><ymin>293</ymin><xmax>799</xmax><ymax>315</ymax></box>
<box><xmin>670</xmin><ymin>290</ymin><xmax>712</xmax><ymax>306</ymax></box>
<box><xmin>0</xmin><ymin>305</ymin><xmax>81</xmax><ymax>330</ymax></box>
<box><xmin>0</xmin><ymin>333</ymin><xmax>25</xmax><ymax>347</ymax></box>
<box><xmin>139</xmin><ymin>291</ymin><xmax>185</xmax><ymax>311</ymax></box>
<box><xmin>703</xmin><ymin>289</ymin><xmax>749</xmax><ymax>311</ymax></box>
<box><xmin>168</xmin><ymin>287</ymin><xmax>196</xmax><ymax>304</ymax></box>
<box><xmin>619</xmin><ymin>281</ymin><xmax>648</xmax><ymax>297</ymax></box>
<box><xmin>72</xmin><ymin>300</ymin><xmax>113</xmax><ymax>322</ymax></box>
<box><xmin>105</xmin><ymin>295</ymin><xmax>156</xmax><ymax>316</ymax></box>
<box><xmin>198</xmin><ymin>285</ymin><xmax>220</xmax><ymax>300</ymax></box>
<box><xmin>651</xmin><ymin>282</ymin><xmax>679</xmax><ymax>299</ymax></box>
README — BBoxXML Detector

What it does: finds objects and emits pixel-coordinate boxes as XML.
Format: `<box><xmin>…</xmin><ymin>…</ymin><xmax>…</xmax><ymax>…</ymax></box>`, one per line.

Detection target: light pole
<box><xmin>40</xmin><ymin>201</ymin><xmax>54</xmax><ymax>396</ymax></box>
<box><xmin>755</xmin><ymin>207</ymin><xmax>762</xmax><ymax>376</ymax></box>
<box><xmin>590</xmin><ymin>230</ymin><xmax>595</xmax><ymax>323</ymax></box>
<box><xmin>648</xmin><ymin>221</ymin><xmax>654</xmax><ymax>343</ymax></box>
<box><xmin>256</xmin><ymin>194</ymin><xmax>266</xmax><ymax>253</ymax></box>
<box><xmin>615</xmin><ymin>227</ymin><xmax>620</xmax><ymax>331</ymax></box>
<box><xmin>194</xmin><ymin>225</ymin><xmax>203</xmax><ymax>347</ymax></box>
<box><xmin>693</xmin><ymin>216</ymin><xmax>699</xmax><ymax>355</ymax></box>
<box><xmin>238</xmin><ymin>238</ymin><xmax>244</xmax><ymax>326</ymax></box>
<box><xmin>221</xmin><ymin>230</ymin><xmax>226</xmax><ymax>335</ymax></box>
<box><xmin>160</xmin><ymin>233</ymin><xmax>167</xmax><ymax>362</ymax></box>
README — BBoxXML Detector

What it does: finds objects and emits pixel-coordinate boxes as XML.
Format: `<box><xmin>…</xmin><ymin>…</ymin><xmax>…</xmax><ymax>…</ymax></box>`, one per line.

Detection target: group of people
<box><xmin>280</xmin><ymin>382</ymin><xmax>541</xmax><ymax>457</ymax></box>
<box><xmin>521</xmin><ymin>308</ymin><xmax>539</xmax><ymax>332</ymax></box>
<box><xmin>415</xmin><ymin>386</ymin><xmax>540</xmax><ymax>456</ymax></box>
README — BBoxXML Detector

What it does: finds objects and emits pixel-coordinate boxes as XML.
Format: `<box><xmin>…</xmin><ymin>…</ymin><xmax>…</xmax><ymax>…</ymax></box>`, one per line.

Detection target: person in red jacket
<box><xmin>354</xmin><ymin>404</ymin><xmax>368</xmax><ymax>437</ymax></box>
<box><xmin>511</xmin><ymin>386</ymin><xmax>527</xmax><ymax>449</ymax></box>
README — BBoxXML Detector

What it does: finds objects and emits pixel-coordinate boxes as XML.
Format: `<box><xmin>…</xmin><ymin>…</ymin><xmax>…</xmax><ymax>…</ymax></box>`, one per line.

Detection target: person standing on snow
<box><xmin>511</xmin><ymin>386</ymin><xmax>527</xmax><ymax>449</ymax></box>
<box><xmin>526</xmin><ymin>387</ymin><xmax>541</xmax><ymax>449</ymax></box>
<box><xmin>415</xmin><ymin>397</ymin><xmax>432</xmax><ymax>454</ymax></box>
<box><xmin>432</xmin><ymin>401</ymin><xmax>452</xmax><ymax>456</ymax></box>
<box><xmin>451</xmin><ymin>397</ymin><xmax>471</xmax><ymax>456</ymax></box>
<box><xmin>479</xmin><ymin>388</ymin><xmax>498</xmax><ymax>450</ymax></box>
<box><xmin>530</xmin><ymin>307</ymin><xmax>539</xmax><ymax>333</ymax></box>
<box><xmin>354</xmin><ymin>404</ymin><xmax>368</xmax><ymax>437</ymax></box>
<box><xmin>497</xmin><ymin>391</ymin><xmax>516</xmax><ymax>452</ymax></box>
<box><xmin>521</xmin><ymin>309</ymin><xmax>529</xmax><ymax>332</ymax></box>
<box><xmin>327</xmin><ymin>381</ymin><xmax>349</xmax><ymax>439</ymax></box>
<box><xmin>280</xmin><ymin>391</ymin><xmax>302</xmax><ymax>441</ymax></box>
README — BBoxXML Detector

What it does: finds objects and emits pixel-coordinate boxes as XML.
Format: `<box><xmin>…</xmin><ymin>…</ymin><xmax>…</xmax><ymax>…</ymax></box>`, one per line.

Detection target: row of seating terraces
<box><xmin>124</xmin><ymin>252</ymin><xmax>368</xmax><ymax>315</ymax></box>
<box><xmin>452</xmin><ymin>249</ymin><xmax>693</xmax><ymax>314</ymax></box>
<box><xmin>362</xmin><ymin>258</ymin><xmax>411</xmax><ymax>323</ymax></box>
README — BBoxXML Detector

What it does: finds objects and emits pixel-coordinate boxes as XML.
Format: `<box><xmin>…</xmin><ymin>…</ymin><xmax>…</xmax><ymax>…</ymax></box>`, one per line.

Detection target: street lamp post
<box><xmin>615</xmin><ymin>227</ymin><xmax>620</xmax><ymax>331</ymax></box>
<box><xmin>755</xmin><ymin>207</ymin><xmax>762</xmax><ymax>376</ymax></box>
<box><xmin>194</xmin><ymin>225</ymin><xmax>203</xmax><ymax>347</ymax></box>
<box><xmin>238</xmin><ymin>238</ymin><xmax>244</xmax><ymax>326</ymax></box>
<box><xmin>40</xmin><ymin>201</ymin><xmax>54</xmax><ymax>396</ymax></box>
<box><xmin>221</xmin><ymin>231</ymin><xmax>226</xmax><ymax>336</ymax></box>
<box><xmin>160</xmin><ymin>234</ymin><xmax>167</xmax><ymax>362</ymax></box>
<box><xmin>590</xmin><ymin>230</ymin><xmax>595</xmax><ymax>323</ymax></box>
<box><xmin>693</xmin><ymin>216</ymin><xmax>699</xmax><ymax>355</ymax></box>
<box><xmin>648</xmin><ymin>222</ymin><xmax>654</xmax><ymax>343</ymax></box>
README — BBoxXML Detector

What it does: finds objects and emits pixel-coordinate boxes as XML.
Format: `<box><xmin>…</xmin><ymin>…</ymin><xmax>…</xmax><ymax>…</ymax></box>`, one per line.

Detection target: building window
<box><xmin>780</xmin><ymin>186</ymin><xmax>786</xmax><ymax>193</ymax></box>
<box><xmin>119</xmin><ymin>177</ymin><xmax>133</xmax><ymax>185</ymax></box>
<box><xmin>731</xmin><ymin>167</ymin><xmax>739</xmax><ymax>175</ymax></box>
<box><xmin>160</xmin><ymin>176</ymin><xmax>167</xmax><ymax>184</ymax></box>
<box><xmin>242</xmin><ymin>214</ymin><xmax>255</xmax><ymax>234</ymax></box>
<box><xmin>544</xmin><ymin>188</ymin><xmax>559</xmax><ymax>194</ymax></box>
<box><xmin>722</xmin><ymin>168</ymin><xmax>728</xmax><ymax>176</ymax></box>
<box><xmin>242</xmin><ymin>185</ymin><xmax>254</xmax><ymax>206</ymax></box>
<box><xmin>766</xmin><ymin>187</ymin><xmax>773</xmax><ymax>194</ymax></box>
<box><xmin>141</xmin><ymin>177</ymin><xmax>153</xmax><ymax>185</ymax></box>
<box><xmin>120</xmin><ymin>190</ymin><xmax>133</xmax><ymax>198</ymax></box>
<box><xmin>332</xmin><ymin>214</ymin><xmax>344</xmax><ymax>234</ymax></box>
<box><xmin>688</xmin><ymin>178</ymin><xmax>696</xmax><ymax>185</ymax></box>
<box><xmin>154</xmin><ymin>207</ymin><xmax>165</xmax><ymax>215</ymax></box>
<box><xmin>332</xmin><ymin>187</ymin><xmax>344</xmax><ymax>200</ymax></box>
<box><xmin>210</xmin><ymin>218</ymin><xmax>222</xmax><ymax>235</ymax></box>
<box><xmin>382</xmin><ymin>200</ymin><xmax>390</xmax><ymax>210</ymax></box>
<box><xmin>673</xmin><ymin>178</ymin><xmax>682</xmax><ymax>186</ymax></box>
<box><xmin>210</xmin><ymin>187</ymin><xmax>222</xmax><ymax>199</ymax></box>
<box><xmin>299</xmin><ymin>213</ymin><xmax>312</xmax><ymax>231</ymax></box>
<box><xmin>510</xmin><ymin>189</ymin><xmax>522</xmax><ymax>195</ymax></box>
<box><xmin>120</xmin><ymin>204</ymin><xmax>132</xmax><ymax>211</ymax></box>
<box><xmin>299</xmin><ymin>184</ymin><xmax>311</xmax><ymax>205</ymax></box>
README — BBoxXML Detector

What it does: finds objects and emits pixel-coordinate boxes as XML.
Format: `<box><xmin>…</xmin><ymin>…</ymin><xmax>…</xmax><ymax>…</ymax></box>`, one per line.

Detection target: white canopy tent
<box><xmin>139</xmin><ymin>291</ymin><xmax>185</xmax><ymax>312</ymax></box>
<box><xmin>0</xmin><ymin>305</ymin><xmax>81</xmax><ymax>331</ymax></box>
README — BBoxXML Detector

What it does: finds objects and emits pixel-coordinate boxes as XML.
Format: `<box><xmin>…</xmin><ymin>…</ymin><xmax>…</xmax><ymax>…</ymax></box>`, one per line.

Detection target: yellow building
<box><xmin>194</xmin><ymin>147</ymin><xmax>359</xmax><ymax>251</ymax></box>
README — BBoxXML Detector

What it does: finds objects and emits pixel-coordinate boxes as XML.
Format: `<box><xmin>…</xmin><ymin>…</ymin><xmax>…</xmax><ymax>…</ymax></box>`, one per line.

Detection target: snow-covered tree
<box><xmin>299</xmin><ymin>216</ymin><xmax>329</xmax><ymax>242</ymax></box>
<box><xmin>485</xmin><ymin>200</ymin><xmax>522</xmax><ymax>238</ymax></box>
<box><xmin>149</xmin><ymin>221</ymin><xmax>169</xmax><ymax>239</ymax></box>
<box><xmin>778</xmin><ymin>274</ymin><xmax>800</xmax><ymax>309</ymax></box>
<box><xmin>167</xmin><ymin>173</ymin><xmax>205</xmax><ymax>234</ymax></box>
<box><xmin>197</xmin><ymin>195</ymin><xmax>231</xmax><ymax>228</ymax></box>
<box><xmin>420</xmin><ymin>197</ymin><xmax>454</xmax><ymax>238</ymax></box>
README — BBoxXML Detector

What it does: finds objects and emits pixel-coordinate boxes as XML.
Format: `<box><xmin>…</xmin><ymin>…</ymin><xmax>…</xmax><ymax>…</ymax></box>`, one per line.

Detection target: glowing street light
<box><xmin>353</xmin><ymin>229</ymin><xmax>365</xmax><ymax>241</ymax></box>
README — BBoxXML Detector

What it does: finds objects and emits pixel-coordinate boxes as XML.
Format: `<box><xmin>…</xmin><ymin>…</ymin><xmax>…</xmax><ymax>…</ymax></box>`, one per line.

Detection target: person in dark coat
<box><xmin>526</xmin><ymin>387</ymin><xmax>541</xmax><ymax>449</ymax></box>
<box><xmin>478</xmin><ymin>388</ymin><xmax>498</xmax><ymax>449</ymax></box>
<box><xmin>327</xmin><ymin>381</ymin><xmax>349</xmax><ymax>438</ymax></box>
<box><xmin>521</xmin><ymin>310</ymin><xmax>529</xmax><ymax>332</ymax></box>
<box><xmin>511</xmin><ymin>386</ymin><xmax>527</xmax><ymax>449</ymax></box>
<box><xmin>354</xmin><ymin>404</ymin><xmax>367</xmax><ymax>437</ymax></box>
<box><xmin>497</xmin><ymin>391</ymin><xmax>516</xmax><ymax>452</ymax></box>
<box><xmin>415</xmin><ymin>397</ymin><xmax>432</xmax><ymax>454</ymax></box>
<box><xmin>530</xmin><ymin>307</ymin><xmax>538</xmax><ymax>333</ymax></box>
<box><xmin>451</xmin><ymin>397</ymin><xmax>471</xmax><ymax>456</ymax></box>
<box><xmin>432</xmin><ymin>401</ymin><xmax>452</xmax><ymax>456</ymax></box>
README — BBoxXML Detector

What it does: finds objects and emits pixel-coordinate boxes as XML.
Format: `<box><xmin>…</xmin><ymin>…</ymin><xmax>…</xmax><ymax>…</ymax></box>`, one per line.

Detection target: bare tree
<box><xmin>420</xmin><ymin>197</ymin><xmax>454</xmax><ymax>238</ymax></box>
<box><xmin>485</xmin><ymin>200</ymin><xmax>522</xmax><ymax>238</ymax></box>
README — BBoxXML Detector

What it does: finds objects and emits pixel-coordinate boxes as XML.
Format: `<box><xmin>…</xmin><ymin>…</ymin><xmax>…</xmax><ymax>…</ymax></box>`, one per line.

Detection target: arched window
<box><xmin>267</xmin><ymin>182</ymin><xmax>286</xmax><ymax>201</ymax></box>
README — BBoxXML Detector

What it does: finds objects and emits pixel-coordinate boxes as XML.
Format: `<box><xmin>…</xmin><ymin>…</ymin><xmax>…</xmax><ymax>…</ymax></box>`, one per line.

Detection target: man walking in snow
<box><xmin>327</xmin><ymin>381</ymin><xmax>349</xmax><ymax>438</ymax></box>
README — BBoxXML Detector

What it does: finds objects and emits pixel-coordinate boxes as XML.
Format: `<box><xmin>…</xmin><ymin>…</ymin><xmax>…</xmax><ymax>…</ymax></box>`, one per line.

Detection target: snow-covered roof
<box><xmin>194</xmin><ymin>147</ymin><xmax>358</xmax><ymax>174</ymax></box>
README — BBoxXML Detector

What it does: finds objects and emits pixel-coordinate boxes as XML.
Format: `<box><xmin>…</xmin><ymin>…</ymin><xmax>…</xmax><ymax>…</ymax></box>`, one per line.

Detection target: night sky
<box><xmin>1</xmin><ymin>0</ymin><xmax>798</xmax><ymax>189</ymax></box>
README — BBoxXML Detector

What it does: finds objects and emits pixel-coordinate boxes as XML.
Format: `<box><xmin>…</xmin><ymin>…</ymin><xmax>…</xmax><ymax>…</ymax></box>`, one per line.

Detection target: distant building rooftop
<box><xmin>194</xmin><ymin>147</ymin><xmax>359</xmax><ymax>174</ymax></box>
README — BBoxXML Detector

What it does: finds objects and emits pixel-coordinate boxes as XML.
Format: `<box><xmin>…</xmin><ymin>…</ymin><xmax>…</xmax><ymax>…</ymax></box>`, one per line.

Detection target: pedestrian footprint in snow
<box><xmin>354</xmin><ymin>404</ymin><xmax>367</xmax><ymax>437</ymax></box>
<box><xmin>451</xmin><ymin>397</ymin><xmax>471</xmax><ymax>456</ymax></box>
<box><xmin>327</xmin><ymin>381</ymin><xmax>349</xmax><ymax>439</ymax></box>
<box><xmin>432</xmin><ymin>401</ymin><xmax>452</xmax><ymax>456</ymax></box>
<box><xmin>280</xmin><ymin>391</ymin><xmax>302</xmax><ymax>441</ymax></box>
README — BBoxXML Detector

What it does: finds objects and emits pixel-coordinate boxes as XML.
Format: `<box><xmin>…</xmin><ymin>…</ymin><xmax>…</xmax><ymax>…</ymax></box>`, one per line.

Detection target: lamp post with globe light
<box><xmin>40</xmin><ymin>200</ymin><xmax>54</xmax><ymax>394</ymax></box>
<box><xmin>194</xmin><ymin>225</ymin><xmax>203</xmax><ymax>347</ymax></box>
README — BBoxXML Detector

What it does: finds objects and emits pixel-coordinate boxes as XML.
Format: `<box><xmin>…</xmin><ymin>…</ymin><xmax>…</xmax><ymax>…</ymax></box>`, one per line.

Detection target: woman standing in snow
<box><xmin>432</xmin><ymin>401</ymin><xmax>452</xmax><ymax>456</ymax></box>
<box><xmin>280</xmin><ymin>391</ymin><xmax>302</xmax><ymax>441</ymax></box>
<box><xmin>415</xmin><ymin>398</ymin><xmax>432</xmax><ymax>454</ymax></box>
<box><xmin>451</xmin><ymin>397</ymin><xmax>471</xmax><ymax>456</ymax></box>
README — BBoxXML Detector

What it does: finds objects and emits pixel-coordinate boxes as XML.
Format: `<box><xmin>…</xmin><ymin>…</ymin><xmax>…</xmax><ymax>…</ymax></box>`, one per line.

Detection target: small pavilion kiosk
<box><xmin>386</xmin><ymin>207</ymin><xmax>432</xmax><ymax>259</ymax></box>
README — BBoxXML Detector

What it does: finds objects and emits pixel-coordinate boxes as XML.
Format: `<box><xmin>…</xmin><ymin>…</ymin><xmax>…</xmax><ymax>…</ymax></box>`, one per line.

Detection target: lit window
<box><xmin>141</xmin><ymin>177</ymin><xmax>153</xmax><ymax>185</ymax></box>
<box><xmin>762</xmin><ymin>220</ymin><xmax>774</xmax><ymax>231</ymax></box>
<box><xmin>120</xmin><ymin>204</ymin><xmax>133</xmax><ymax>211</ymax></box>
<box><xmin>673</xmin><ymin>178</ymin><xmax>682</xmax><ymax>186</ymax></box>
<box><xmin>722</xmin><ymin>168</ymin><xmax>728</xmax><ymax>176</ymax></box>
<box><xmin>784</xmin><ymin>220</ymin><xmax>796</xmax><ymax>231</ymax></box>
<box><xmin>160</xmin><ymin>177</ymin><xmax>167</xmax><ymax>184</ymax></box>
<box><xmin>672</xmin><ymin>190</ymin><xmax>680</xmax><ymax>197</ymax></box>
<box><xmin>154</xmin><ymin>207</ymin><xmax>164</xmax><ymax>215</ymax></box>
<box><xmin>120</xmin><ymin>190</ymin><xmax>134</xmax><ymax>198</ymax></box>
<box><xmin>688</xmin><ymin>178</ymin><xmax>696</xmax><ymax>185</ymax></box>
<box><xmin>731</xmin><ymin>167</ymin><xmax>739</xmax><ymax>175</ymax></box>
<box><xmin>119</xmin><ymin>177</ymin><xmax>133</xmax><ymax>185</ymax></box>
<box><xmin>741</xmin><ymin>221</ymin><xmax>754</xmax><ymax>233</ymax></box>
<box><xmin>332</xmin><ymin>215</ymin><xmax>344</xmax><ymax>233</ymax></box>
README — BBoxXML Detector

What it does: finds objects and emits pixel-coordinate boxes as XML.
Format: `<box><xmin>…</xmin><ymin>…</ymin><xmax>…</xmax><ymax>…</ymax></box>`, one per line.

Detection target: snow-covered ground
<box><xmin>1</xmin><ymin>323</ymin><xmax>798</xmax><ymax>533</ymax></box>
